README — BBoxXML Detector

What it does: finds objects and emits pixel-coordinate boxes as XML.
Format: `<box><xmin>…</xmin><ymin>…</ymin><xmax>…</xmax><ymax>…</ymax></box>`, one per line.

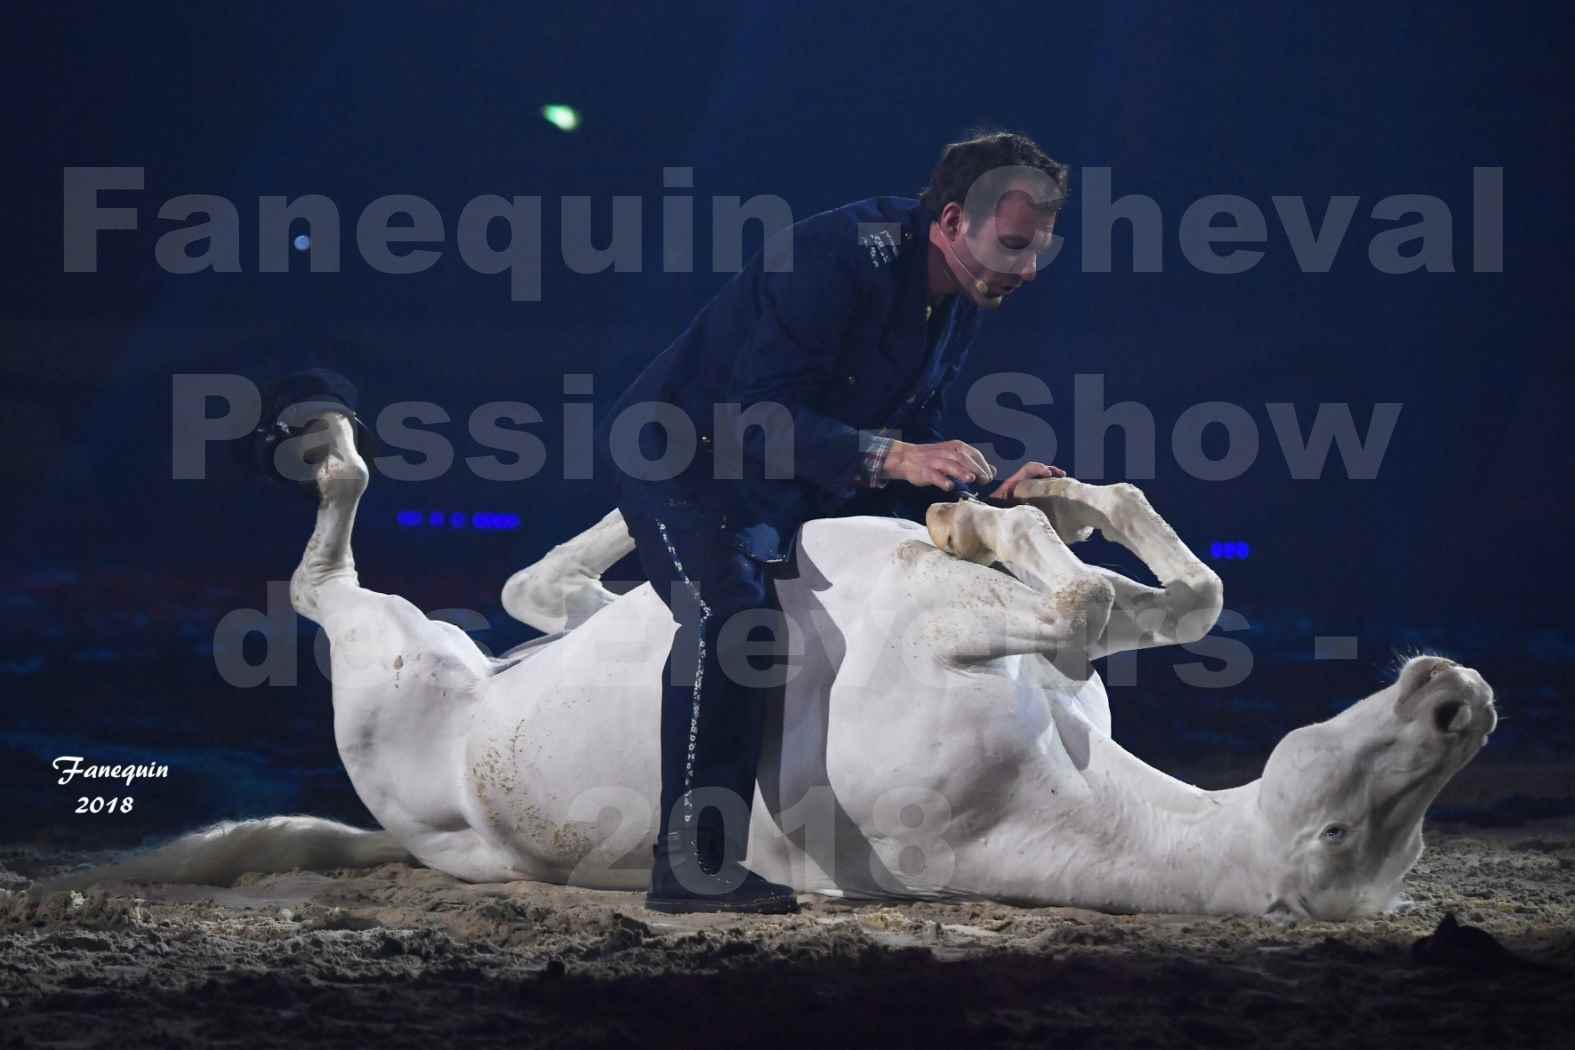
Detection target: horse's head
<box><xmin>1254</xmin><ymin>654</ymin><xmax>1495</xmax><ymax>920</ymax></box>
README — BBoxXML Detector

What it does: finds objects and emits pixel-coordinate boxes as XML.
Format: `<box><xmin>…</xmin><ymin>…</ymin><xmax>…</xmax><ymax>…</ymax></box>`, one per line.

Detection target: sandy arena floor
<box><xmin>2</xmin><ymin>815</ymin><xmax>1572</xmax><ymax>1049</ymax></box>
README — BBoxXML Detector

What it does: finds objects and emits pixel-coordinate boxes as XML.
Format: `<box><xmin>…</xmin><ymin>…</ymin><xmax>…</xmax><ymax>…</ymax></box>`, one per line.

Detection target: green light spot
<box><xmin>541</xmin><ymin>105</ymin><xmax>581</xmax><ymax>132</ymax></box>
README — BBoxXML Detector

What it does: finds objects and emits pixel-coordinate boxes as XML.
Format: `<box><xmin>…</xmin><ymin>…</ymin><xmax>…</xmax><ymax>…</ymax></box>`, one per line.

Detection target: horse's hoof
<box><xmin>234</xmin><ymin>369</ymin><xmax>379</xmax><ymax>494</ymax></box>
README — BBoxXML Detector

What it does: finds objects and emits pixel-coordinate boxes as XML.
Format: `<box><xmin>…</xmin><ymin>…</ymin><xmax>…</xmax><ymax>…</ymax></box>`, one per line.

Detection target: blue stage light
<box><xmin>395</xmin><ymin>510</ymin><xmax>520</xmax><ymax>532</ymax></box>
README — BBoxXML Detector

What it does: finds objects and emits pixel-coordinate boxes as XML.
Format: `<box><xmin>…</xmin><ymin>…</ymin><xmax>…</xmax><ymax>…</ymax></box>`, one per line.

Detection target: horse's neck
<box><xmin>1035</xmin><ymin>701</ymin><xmax>1271</xmax><ymax>913</ymax></box>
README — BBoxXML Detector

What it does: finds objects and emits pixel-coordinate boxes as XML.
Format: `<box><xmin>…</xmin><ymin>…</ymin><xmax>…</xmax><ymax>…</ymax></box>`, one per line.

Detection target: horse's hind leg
<box><xmin>286</xmin><ymin>409</ymin><xmax>491</xmax><ymax>681</ymax></box>
<box><xmin>283</xmin><ymin>409</ymin><xmax>494</xmax><ymax>856</ymax></box>
<box><xmin>289</xmin><ymin>410</ymin><xmax>368</xmax><ymax>624</ymax></box>
<box><xmin>1014</xmin><ymin>478</ymin><xmax>1223</xmax><ymax>654</ymax></box>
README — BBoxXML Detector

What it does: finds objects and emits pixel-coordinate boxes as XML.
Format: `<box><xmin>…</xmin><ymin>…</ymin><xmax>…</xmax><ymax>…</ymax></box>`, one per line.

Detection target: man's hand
<box><xmin>884</xmin><ymin>439</ymin><xmax>997</xmax><ymax>491</ymax></box>
<box><xmin>990</xmin><ymin>460</ymin><xmax>1067</xmax><ymax>499</ymax></box>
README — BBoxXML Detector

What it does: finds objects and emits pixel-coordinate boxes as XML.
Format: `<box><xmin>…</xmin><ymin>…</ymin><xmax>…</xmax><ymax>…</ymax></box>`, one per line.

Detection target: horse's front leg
<box><xmin>915</xmin><ymin>500</ymin><xmax>1114</xmax><ymax>672</ymax></box>
<box><xmin>1014</xmin><ymin>479</ymin><xmax>1224</xmax><ymax>656</ymax></box>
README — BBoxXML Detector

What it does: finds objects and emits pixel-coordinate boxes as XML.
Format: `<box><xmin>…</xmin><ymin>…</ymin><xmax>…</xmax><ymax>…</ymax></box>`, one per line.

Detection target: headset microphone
<box><xmin>939</xmin><ymin>233</ymin><xmax>1004</xmax><ymax>308</ymax></box>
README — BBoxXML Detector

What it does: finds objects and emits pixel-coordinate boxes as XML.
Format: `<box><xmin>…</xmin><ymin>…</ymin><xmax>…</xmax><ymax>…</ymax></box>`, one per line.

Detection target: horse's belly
<box><xmin>462</xmin><ymin>596</ymin><xmax>670</xmax><ymax>886</ymax></box>
<box><xmin>747</xmin><ymin>649</ymin><xmax>1110</xmax><ymax>899</ymax></box>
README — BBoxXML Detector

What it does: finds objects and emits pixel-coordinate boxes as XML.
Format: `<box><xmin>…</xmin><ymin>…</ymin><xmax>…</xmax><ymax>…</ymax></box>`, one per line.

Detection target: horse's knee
<box><xmin>1167</xmin><ymin>570</ymin><xmax>1223</xmax><ymax>644</ymax></box>
<box><xmin>1050</xmin><ymin>572</ymin><xmax>1115</xmax><ymax>645</ymax></box>
<box><xmin>1110</xmin><ymin>481</ymin><xmax>1144</xmax><ymax>502</ymax></box>
<box><xmin>1096</xmin><ymin>482</ymin><xmax>1149</xmax><ymax>528</ymax></box>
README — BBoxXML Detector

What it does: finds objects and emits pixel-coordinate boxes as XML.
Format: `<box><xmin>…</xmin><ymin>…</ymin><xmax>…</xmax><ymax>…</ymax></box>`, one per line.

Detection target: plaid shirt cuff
<box><xmin>857</xmin><ymin>430</ymin><xmax>896</xmax><ymax>488</ymax></box>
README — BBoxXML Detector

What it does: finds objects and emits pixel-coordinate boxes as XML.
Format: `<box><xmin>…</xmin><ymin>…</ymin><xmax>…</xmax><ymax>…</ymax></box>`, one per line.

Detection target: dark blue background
<box><xmin>2</xmin><ymin>1</ymin><xmax>1569</xmax><ymax>842</ymax></box>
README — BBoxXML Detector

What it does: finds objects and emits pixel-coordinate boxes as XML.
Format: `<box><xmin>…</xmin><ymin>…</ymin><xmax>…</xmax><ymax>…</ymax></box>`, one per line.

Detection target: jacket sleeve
<box><xmin>881</xmin><ymin>373</ymin><xmax>965</xmax><ymax>521</ymax></box>
<box><xmin>906</xmin><ymin>384</ymin><xmax>947</xmax><ymax>446</ymax></box>
<box><xmin>723</xmin><ymin>222</ymin><xmax>869</xmax><ymax>501</ymax></box>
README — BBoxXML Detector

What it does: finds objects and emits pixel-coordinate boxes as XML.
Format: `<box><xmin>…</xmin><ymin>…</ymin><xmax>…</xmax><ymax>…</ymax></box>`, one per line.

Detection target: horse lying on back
<box><xmin>40</xmin><ymin>410</ymin><xmax>1495</xmax><ymax>920</ymax></box>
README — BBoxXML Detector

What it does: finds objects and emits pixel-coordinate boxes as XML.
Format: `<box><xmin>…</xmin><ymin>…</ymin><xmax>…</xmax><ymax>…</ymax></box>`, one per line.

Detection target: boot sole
<box><xmin>643</xmin><ymin>894</ymin><xmax>800</xmax><ymax>915</ymax></box>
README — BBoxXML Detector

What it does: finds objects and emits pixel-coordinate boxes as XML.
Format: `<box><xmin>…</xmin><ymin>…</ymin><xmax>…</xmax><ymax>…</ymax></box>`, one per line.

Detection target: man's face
<box><xmin>943</xmin><ymin>186</ymin><xmax>1059</xmax><ymax>309</ymax></box>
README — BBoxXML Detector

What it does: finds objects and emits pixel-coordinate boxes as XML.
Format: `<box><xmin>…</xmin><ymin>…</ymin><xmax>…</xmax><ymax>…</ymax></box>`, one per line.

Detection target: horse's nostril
<box><xmin>1433</xmin><ymin>699</ymin><xmax>1468</xmax><ymax>733</ymax></box>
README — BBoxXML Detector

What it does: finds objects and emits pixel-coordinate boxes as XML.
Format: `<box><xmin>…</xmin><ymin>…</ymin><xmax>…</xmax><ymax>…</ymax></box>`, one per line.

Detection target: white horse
<box><xmin>47</xmin><ymin>409</ymin><xmax>1495</xmax><ymax>921</ymax></box>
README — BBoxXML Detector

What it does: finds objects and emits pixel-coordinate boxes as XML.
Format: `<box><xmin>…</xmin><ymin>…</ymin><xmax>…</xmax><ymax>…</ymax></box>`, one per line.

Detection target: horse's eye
<box><xmin>1322</xmin><ymin>825</ymin><xmax>1348</xmax><ymax>842</ymax></box>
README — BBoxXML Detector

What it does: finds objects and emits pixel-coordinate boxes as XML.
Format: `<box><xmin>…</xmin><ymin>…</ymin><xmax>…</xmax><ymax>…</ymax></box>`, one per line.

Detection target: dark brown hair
<box><xmin>918</xmin><ymin>130</ymin><xmax>1070</xmax><ymax>221</ymax></box>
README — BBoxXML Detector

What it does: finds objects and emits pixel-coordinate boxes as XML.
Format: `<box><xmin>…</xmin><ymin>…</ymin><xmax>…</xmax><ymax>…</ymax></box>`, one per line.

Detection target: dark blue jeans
<box><xmin>620</xmin><ymin>495</ymin><xmax>790</xmax><ymax>867</ymax></box>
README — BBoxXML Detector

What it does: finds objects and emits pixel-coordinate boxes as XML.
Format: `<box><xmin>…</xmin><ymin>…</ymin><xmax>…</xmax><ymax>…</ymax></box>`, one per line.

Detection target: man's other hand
<box><xmin>884</xmin><ymin>439</ymin><xmax>997</xmax><ymax>491</ymax></box>
<box><xmin>989</xmin><ymin>460</ymin><xmax>1068</xmax><ymax>499</ymax></box>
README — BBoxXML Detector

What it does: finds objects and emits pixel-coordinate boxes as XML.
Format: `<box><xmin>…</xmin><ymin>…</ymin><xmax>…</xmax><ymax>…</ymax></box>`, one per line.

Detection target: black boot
<box><xmin>645</xmin><ymin>823</ymin><xmax>798</xmax><ymax>915</ymax></box>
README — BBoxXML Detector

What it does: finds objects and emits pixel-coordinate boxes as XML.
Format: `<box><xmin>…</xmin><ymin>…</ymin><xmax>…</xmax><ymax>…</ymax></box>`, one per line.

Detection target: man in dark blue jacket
<box><xmin>594</xmin><ymin>131</ymin><xmax>1070</xmax><ymax>913</ymax></box>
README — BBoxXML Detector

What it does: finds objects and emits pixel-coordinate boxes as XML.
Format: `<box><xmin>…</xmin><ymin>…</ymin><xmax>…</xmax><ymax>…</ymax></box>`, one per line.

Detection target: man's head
<box><xmin>919</xmin><ymin>131</ymin><xmax>1069</xmax><ymax>310</ymax></box>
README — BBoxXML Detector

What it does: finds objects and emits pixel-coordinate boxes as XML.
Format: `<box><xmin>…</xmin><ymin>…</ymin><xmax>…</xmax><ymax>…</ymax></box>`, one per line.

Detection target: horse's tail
<box><xmin>30</xmin><ymin>815</ymin><xmax>415</xmax><ymax>895</ymax></box>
